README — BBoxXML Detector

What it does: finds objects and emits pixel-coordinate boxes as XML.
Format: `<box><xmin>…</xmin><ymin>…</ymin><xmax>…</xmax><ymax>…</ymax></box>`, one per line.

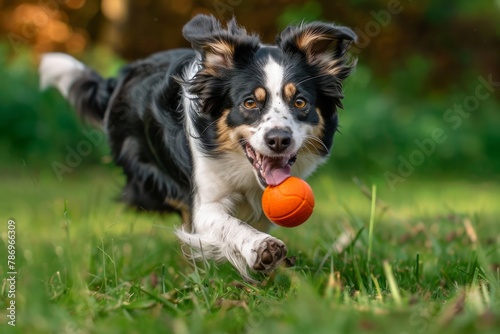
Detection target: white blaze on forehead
<box><xmin>263</xmin><ymin>57</ymin><xmax>284</xmax><ymax>102</ymax></box>
<box><xmin>250</xmin><ymin>55</ymin><xmax>316</xmax><ymax>161</ymax></box>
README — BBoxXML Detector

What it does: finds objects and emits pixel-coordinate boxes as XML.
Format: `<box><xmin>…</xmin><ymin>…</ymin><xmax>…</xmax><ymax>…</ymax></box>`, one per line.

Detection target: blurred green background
<box><xmin>0</xmin><ymin>2</ymin><xmax>499</xmax><ymax>333</ymax></box>
<box><xmin>0</xmin><ymin>0</ymin><xmax>499</xmax><ymax>186</ymax></box>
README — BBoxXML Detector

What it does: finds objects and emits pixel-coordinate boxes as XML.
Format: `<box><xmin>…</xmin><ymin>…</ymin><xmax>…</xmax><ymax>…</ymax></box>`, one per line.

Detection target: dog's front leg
<box><xmin>177</xmin><ymin>201</ymin><xmax>287</xmax><ymax>279</ymax></box>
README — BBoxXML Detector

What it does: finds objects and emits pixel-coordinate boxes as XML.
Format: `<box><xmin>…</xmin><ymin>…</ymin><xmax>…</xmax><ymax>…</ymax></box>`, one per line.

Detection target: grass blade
<box><xmin>383</xmin><ymin>260</ymin><xmax>402</xmax><ymax>306</ymax></box>
<box><xmin>367</xmin><ymin>184</ymin><xmax>377</xmax><ymax>264</ymax></box>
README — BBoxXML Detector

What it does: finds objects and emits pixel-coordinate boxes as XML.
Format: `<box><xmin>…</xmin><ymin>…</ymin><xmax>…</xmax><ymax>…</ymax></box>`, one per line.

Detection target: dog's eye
<box><xmin>243</xmin><ymin>99</ymin><xmax>257</xmax><ymax>109</ymax></box>
<box><xmin>294</xmin><ymin>98</ymin><xmax>307</xmax><ymax>109</ymax></box>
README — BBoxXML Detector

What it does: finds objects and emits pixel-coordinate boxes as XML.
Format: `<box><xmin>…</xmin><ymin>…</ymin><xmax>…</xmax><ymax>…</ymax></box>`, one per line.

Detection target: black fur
<box><xmin>68</xmin><ymin>71</ymin><xmax>116</xmax><ymax>122</ymax></box>
<box><xmin>64</xmin><ymin>15</ymin><xmax>356</xmax><ymax>216</ymax></box>
<box><xmin>69</xmin><ymin>50</ymin><xmax>195</xmax><ymax>213</ymax></box>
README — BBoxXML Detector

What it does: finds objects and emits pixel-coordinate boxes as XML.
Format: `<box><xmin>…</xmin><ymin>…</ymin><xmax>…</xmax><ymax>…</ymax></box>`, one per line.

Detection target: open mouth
<box><xmin>243</xmin><ymin>143</ymin><xmax>297</xmax><ymax>187</ymax></box>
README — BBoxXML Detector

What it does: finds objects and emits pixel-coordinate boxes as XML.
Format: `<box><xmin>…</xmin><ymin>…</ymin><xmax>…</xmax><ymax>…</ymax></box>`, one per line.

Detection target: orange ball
<box><xmin>262</xmin><ymin>176</ymin><xmax>315</xmax><ymax>228</ymax></box>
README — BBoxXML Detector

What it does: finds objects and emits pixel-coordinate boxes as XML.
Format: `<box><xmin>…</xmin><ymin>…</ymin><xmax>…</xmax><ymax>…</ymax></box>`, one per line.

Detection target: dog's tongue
<box><xmin>262</xmin><ymin>157</ymin><xmax>291</xmax><ymax>186</ymax></box>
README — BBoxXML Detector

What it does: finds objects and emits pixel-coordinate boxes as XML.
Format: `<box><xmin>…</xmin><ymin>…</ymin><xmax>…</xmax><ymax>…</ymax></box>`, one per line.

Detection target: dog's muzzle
<box><xmin>243</xmin><ymin>143</ymin><xmax>297</xmax><ymax>187</ymax></box>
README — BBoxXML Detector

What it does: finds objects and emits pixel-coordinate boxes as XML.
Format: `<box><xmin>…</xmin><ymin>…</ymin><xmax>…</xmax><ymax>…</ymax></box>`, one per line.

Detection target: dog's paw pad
<box><xmin>252</xmin><ymin>238</ymin><xmax>287</xmax><ymax>271</ymax></box>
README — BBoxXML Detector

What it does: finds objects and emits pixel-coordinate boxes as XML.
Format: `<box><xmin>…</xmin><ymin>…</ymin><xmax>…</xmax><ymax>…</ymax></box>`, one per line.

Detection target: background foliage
<box><xmin>0</xmin><ymin>0</ymin><xmax>499</xmax><ymax>180</ymax></box>
<box><xmin>0</xmin><ymin>1</ymin><xmax>499</xmax><ymax>333</ymax></box>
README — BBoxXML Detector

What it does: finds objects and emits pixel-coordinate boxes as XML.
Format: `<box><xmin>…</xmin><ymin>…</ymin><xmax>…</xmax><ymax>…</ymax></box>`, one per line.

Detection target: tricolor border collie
<box><xmin>39</xmin><ymin>15</ymin><xmax>356</xmax><ymax>279</ymax></box>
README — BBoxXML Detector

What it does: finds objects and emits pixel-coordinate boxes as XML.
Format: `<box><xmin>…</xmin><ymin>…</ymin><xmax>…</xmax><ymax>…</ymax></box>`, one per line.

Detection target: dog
<box><xmin>39</xmin><ymin>14</ymin><xmax>356</xmax><ymax>279</ymax></box>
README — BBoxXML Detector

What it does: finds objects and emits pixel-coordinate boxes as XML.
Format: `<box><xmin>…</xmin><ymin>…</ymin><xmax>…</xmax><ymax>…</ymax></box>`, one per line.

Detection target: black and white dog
<box><xmin>40</xmin><ymin>15</ymin><xmax>356</xmax><ymax>279</ymax></box>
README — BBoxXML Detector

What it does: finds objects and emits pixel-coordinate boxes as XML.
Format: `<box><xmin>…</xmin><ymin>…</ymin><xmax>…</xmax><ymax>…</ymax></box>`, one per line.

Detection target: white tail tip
<box><xmin>39</xmin><ymin>53</ymin><xmax>85</xmax><ymax>98</ymax></box>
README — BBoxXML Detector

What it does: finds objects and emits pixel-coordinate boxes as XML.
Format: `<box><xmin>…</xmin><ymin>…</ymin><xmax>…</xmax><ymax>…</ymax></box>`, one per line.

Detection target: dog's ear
<box><xmin>183</xmin><ymin>15</ymin><xmax>259</xmax><ymax>70</ymax></box>
<box><xmin>182</xmin><ymin>15</ymin><xmax>260</xmax><ymax>115</ymax></box>
<box><xmin>277</xmin><ymin>22</ymin><xmax>356</xmax><ymax>79</ymax></box>
<box><xmin>182</xmin><ymin>14</ymin><xmax>223</xmax><ymax>50</ymax></box>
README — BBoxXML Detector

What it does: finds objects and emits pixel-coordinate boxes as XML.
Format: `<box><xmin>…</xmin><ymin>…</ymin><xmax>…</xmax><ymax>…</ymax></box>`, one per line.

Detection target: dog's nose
<box><xmin>265</xmin><ymin>128</ymin><xmax>292</xmax><ymax>153</ymax></box>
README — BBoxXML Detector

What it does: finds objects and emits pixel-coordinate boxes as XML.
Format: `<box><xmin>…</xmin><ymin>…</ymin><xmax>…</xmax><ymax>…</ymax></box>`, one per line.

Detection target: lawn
<box><xmin>0</xmin><ymin>166</ymin><xmax>499</xmax><ymax>333</ymax></box>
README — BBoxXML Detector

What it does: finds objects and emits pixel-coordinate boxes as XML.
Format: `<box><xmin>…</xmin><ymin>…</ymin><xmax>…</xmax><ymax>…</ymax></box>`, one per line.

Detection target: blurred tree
<box><xmin>0</xmin><ymin>0</ymin><xmax>498</xmax><ymax>176</ymax></box>
<box><xmin>1</xmin><ymin>0</ymin><xmax>498</xmax><ymax>92</ymax></box>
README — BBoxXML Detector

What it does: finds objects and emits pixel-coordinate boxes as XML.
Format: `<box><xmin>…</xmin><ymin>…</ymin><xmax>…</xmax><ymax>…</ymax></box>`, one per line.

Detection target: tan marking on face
<box><xmin>216</xmin><ymin>109</ymin><xmax>253</xmax><ymax>152</ymax></box>
<box><xmin>216</xmin><ymin>110</ymin><xmax>236</xmax><ymax>151</ymax></box>
<box><xmin>301</xmin><ymin>108</ymin><xmax>327</xmax><ymax>156</ymax></box>
<box><xmin>284</xmin><ymin>83</ymin><xmax>297</xmax><ymax>101</ymax></box>
<box><xmin>313</xmin><ymin>108</ymin><xmax>325</xmax><ymax>137</ymax></box>
<box><xmin>254</xmin><ymin>87</ymin><xmax>266</xmax><ymax>103</ymax></box>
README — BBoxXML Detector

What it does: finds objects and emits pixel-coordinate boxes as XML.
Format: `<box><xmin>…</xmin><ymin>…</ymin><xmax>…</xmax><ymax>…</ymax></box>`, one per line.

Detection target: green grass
<box><xmin>0</xmin><ymin>166</ymin><xmax>499</xmax><ymax>333</ymax></box>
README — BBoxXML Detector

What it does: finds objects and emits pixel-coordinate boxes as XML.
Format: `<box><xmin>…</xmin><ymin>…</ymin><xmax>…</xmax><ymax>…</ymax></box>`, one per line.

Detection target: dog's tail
<box><xmin>39</xmin><ymin>53</ymin><xmax>116</xmax><ymax>123</ymax></box>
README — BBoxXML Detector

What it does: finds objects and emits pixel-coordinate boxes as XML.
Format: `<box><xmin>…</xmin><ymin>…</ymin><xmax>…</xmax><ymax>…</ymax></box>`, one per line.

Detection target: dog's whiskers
<box><xmin>303</xmin><ymin>135</ymin><xmax>329</xmax><ymax>155</ymax></box>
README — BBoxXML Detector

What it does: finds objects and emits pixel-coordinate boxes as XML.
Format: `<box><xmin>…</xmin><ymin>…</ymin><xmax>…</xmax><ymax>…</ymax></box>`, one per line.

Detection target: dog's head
<box><xmin>183</xmin><ymin>15</ymin><xmax>356</xmax><ymax>187</ymax></box>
